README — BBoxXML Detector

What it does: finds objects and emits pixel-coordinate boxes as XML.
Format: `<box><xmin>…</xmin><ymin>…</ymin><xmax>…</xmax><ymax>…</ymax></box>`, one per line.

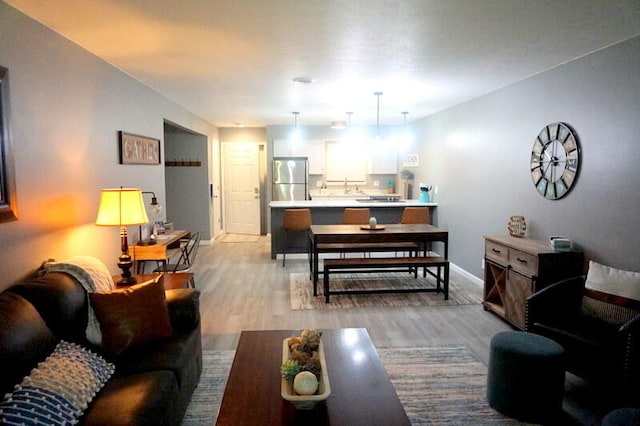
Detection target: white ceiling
<box><xmin>6</xmin><ymin>0</ymin><xmax>640</xmax><ymax>127</ymax></box>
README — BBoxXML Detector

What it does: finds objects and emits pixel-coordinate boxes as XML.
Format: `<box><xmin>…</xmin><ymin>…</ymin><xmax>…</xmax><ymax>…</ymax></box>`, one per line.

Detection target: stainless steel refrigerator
<box><xmin>272</xmin><ymin>157</ymin><xmax>309</xmax><ymax>201</ymax></box>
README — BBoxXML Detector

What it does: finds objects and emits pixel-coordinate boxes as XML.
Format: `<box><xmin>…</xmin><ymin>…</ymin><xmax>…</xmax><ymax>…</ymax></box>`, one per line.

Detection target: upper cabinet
<box><xmin>273</xmin><ymin>139</ymin><xmax>325</xmax><ymax>174</ymax></box>
<box><xmin>369</xmin><ymin>149</ymin><xmax>398</xmax><ymax>174</ymax></box>
<box><xmin>324</xmin><ymin>141</ymin><xmax>367</xmax><ymax>182</ymax></box>
<box><xmin>274</xmin><ymin>139</ymin><xmax>398</xmax><ymax>178</ymax></box>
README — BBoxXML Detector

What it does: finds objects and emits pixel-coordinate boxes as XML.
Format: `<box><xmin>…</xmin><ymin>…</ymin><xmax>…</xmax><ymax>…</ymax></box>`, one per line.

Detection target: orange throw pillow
<box><xmin>89</xmin><ymin>278</ymin><xmax>173</xmax><ymax>355</ymax></box>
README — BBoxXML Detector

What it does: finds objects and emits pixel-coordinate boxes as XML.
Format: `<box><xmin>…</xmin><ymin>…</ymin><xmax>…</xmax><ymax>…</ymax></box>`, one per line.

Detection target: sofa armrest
<box><xmin>165</xmin><ymin>288</ymin><xmax>200</xmax><ymax>333</ymax></box>
<box><xmin>525</xmin><ymin>275</ymin><xmax>586</xmax><ymax>331</ymax></box>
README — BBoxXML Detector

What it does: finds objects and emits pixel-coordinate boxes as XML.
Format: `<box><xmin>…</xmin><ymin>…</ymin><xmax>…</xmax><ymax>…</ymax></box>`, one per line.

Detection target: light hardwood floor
<box><xmin>192</xmin><ymin>236</ymin><xmax>608</xmax><ymax>425</ymax></box>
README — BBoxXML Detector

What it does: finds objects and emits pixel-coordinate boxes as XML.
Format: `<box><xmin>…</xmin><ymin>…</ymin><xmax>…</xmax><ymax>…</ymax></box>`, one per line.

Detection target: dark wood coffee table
<box><xmin>216</xmin><ymin>328</ymin><xmax>409</xmax><ymax>426</ymax></box>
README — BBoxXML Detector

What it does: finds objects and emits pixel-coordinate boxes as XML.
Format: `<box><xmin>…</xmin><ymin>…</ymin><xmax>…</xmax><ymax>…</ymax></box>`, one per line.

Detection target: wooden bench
<box><xmin>321</xmin><ymin>256</ymin><xmax>449</xmax><ymax>303</ymax></box>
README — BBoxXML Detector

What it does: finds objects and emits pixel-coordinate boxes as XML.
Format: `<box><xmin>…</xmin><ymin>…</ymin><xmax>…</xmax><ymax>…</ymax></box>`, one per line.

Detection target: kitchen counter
<box><xmin>270</xmin><ymin>200</ymin><xmax>438</xmax><ymax>259</ymax></box>
<box><xmin>270</xmin><ymin>200</ymin><xmax>437</xmax><ymax>208</ymax></box>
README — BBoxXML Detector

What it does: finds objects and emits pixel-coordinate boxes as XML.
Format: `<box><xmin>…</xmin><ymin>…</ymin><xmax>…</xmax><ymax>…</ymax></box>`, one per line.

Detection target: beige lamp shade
<box><xmin>96</xmin><ymin>188</ymin><xmax>149</xmax><ymax>226</ymax></box>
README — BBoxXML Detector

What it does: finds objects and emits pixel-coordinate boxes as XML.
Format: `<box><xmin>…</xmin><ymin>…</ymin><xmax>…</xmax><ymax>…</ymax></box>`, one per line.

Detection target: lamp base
<box><xmin>117</xmin><ymin>252</ymin><xmax>137</xmax><ymax>286</ymax></box>
<box><xmin>137</xmin><ymin>239</ymin><xmax>157</xmax><ymax>246</ymax></box>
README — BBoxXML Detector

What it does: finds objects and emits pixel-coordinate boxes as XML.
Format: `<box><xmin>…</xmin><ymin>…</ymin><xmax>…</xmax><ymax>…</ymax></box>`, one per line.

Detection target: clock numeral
<box><xmin>545</xmin><ymin>181</ymin><xmax>557</xmax><ymax>199</ymax></box>
<box><xmin>562</xmin><ymin>169</ymin><xmax>576</xmax><ymax>188</ymax></box>
<box><xmin>537</xmin><ymin>179</ymin><xmax>547</xmax><ymax>197</ymax></box>
<box><xmin>531</xmin><ymin>168</ymin><xmax>543</xmax><ymax>185</ymax></box>
<box><xmin>563</xmin><ymin>134</ymin><xmax>577</xmax><ymax>152</ymax></box>
<box><xmin>558</xmin><ymin>125</ymin><xmax>569</xmax><ymax>142</ymax></box>
<box><xmin>547</xmin><ymin>123</ymin><xmax>559</xmax><ymax>141</ymax></box>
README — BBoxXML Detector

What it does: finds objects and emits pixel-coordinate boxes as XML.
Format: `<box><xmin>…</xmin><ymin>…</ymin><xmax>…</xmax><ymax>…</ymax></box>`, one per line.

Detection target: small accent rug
<box><xmin>290</xmin><ymin>270</ymin><xmax>483</xmax><ymax>310</ymax></box>
<box><xmin>181</xmin><ymin>346</ymin><xmax>525</xmax><ymax>425</ymax></box>
<box><xmin>181</xmin><ymin>350</ymin><xmax>235</xmax><ymax>426</ymax></box>
<box><xmin>219</xmin><ymin>233</ymin><xmax>260</xmax><ymax>243</ymax></box>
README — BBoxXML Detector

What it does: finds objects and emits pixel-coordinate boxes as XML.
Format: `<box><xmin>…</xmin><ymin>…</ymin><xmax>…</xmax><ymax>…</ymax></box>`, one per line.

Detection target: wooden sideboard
<box><xmin>483</xmin><ymin>235</ymin><xmax>584</xmax><ymax>329</ymax></box>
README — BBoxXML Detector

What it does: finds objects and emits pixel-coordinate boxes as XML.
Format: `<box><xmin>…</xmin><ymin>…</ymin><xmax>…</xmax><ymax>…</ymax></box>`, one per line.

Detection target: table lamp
<box><xmin>96</xmin><ymin>187</ymin><xmax>149</xmax><ymax>285</ymax></box>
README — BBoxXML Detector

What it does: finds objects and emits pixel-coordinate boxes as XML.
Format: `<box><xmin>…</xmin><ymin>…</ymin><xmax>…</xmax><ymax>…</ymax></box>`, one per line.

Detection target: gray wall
<box><xmin>0</xmin><ymin>3</ymin><xmax>217</xmax><ymax>287</ymax></box>
<box><xmin>164</xmin><ymin>124</ymin><xmax>211</xmax><ymax>240</ymax></box>
<box><xmin>410</xmin><ymin>36</ymin><xmax>640</xmax><ymax>278</ymax></box>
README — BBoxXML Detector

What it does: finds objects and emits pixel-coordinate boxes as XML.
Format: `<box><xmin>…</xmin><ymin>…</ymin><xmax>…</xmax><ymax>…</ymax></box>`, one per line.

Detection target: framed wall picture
<box><xmin>119</xmin><ymin>131</ymin><xmax>161</xmax><ymax>165</ymax></box>
<box><xmin>402</xmin><ymin>153</ymin><xmax>419</xmax><ymax>168</ymax></box>
<box><xmin>0</xmin><ymin>66</ymin><xmax>18</xmax><ymax>223</ymax></box>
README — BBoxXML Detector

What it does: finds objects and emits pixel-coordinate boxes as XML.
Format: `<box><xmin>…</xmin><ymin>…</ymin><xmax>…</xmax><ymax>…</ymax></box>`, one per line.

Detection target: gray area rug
<box><xmin>181</xmin><ymin>350</ymin><xmax>235</xmax><ymax>425</ymax></box>
<box><xmin>182</xmin><ymin>346</ymin><xmax>525</xmax><ymax>425</ymax></box>
<box><xmin>290</xmin><ymin>269</ymin><xmax>483</xmax><ymax>310</ymax></box>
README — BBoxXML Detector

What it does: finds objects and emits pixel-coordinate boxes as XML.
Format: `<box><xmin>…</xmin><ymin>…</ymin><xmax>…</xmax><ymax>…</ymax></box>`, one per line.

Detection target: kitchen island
<box><xmin>270</xmin><ymin>199</ymin><xmax>437</xmax><ymax>259</ymax></box>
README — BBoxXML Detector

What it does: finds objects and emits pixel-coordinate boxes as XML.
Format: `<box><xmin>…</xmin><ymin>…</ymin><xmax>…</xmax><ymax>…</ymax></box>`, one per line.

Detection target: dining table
<box><xmin>310</xmin><ymin>223</ymin><xmax>449</xmax><ymax>288</ymax></box>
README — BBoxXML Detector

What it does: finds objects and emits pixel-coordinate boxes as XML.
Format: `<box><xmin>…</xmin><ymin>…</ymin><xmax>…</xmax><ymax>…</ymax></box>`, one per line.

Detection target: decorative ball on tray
<box><xmin>280</xmin><ymin>329</ymin><xmax>331</xmax><ymax>409</ymax></box>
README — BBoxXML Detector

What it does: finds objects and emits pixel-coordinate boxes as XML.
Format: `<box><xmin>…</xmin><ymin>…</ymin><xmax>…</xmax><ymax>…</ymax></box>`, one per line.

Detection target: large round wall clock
<box><xmin>530</xmin><ymin>122</ymin><xmax>580</xmax><ymax>200</ymax></box>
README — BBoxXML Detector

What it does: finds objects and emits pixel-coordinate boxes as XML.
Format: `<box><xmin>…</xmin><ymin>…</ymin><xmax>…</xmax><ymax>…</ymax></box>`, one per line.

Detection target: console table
<box><xmin>483</xmin><ymin>235</ymin><xmax>584</xmax><ymax>329</ymax></box>
<box><xmin>132</xmin><ymin>229</ymin><xmax>190</xmax><ymax>273</ymax></box>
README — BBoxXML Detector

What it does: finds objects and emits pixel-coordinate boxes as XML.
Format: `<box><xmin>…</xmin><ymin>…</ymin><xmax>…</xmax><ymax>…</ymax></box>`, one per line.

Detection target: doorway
<box><xmin>221</xmin><ymin>142</ymin><xmax>264</xmax><ymax>235</ymax></box>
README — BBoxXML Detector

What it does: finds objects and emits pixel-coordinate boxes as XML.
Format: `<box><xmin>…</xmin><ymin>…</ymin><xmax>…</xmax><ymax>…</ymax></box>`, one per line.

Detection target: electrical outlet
<box><xmin>373</xmin><ymin>180</ymin><xmax>380</xmax><ymax>187</ymax></box>
<box><xmin>316</xmin><ymin>180</ymin><xmax>323</xmax><ymax>187</ymax></box>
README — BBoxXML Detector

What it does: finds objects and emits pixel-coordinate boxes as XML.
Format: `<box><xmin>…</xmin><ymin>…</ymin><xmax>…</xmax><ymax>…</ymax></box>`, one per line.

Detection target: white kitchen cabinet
<box><xmin>369</xmin><ymin>149</ymin><xmax>398</xmax><ymax>174</ymax></box>
<box><xmin>273</xmin><ymin>139</ymin><xmax>325</xmax><ymax>175</ymax></box>
<box><xmin>324</xmin><ymin>141</ymin><xmax>367</xmax><ymax>182</ymax></box>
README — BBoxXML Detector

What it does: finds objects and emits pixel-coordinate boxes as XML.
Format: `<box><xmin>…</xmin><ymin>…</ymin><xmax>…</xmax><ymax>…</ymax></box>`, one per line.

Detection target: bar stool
<box><xmin>342</xmin><ymin>208</ymin><xmax>370</xmax><ymax>225</ymax></box>
<box><xmin>281</xmin><ymin>209</ymin><xmax>312</xmax><ymax>272</ymax></box>
<box><xmin>400</xmin><ymin>206</ymin><xmax>430</xmax><ymax>224</ymax></box>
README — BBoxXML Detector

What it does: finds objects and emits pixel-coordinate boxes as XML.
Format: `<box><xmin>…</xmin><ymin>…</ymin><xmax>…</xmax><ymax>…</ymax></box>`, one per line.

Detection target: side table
<box><xmin>111</xmin><ymin>272</ymin><xmax>194</xmax><ymax>290</ymax></box>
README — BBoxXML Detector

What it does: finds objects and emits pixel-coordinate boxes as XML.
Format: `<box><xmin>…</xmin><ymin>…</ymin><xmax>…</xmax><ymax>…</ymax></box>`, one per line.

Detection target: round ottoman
<box><xmin>486</xmin><ymin>331</ymin><xmax>565</xmax><ymax>423</ymax></box>
<box><xmin>602</xmin><ymin>408</ymin><xmax>640</xmax><ymax>425</ymax></box>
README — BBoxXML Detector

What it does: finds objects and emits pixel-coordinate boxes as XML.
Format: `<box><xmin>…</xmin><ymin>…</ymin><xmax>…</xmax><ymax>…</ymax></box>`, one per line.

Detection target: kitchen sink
<box><xmin>356</xmin><ymin>196</ymin><xmax>404</xmax><ymax>203</ymax></box>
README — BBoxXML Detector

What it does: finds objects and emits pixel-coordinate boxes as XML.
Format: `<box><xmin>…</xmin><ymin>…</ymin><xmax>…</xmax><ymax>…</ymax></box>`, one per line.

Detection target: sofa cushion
<box><xmin>582</xmin><ymin>261</ymin><xmax>640</xmax><ymax>325</ymax></box>
<box><xmin>83</xmin><ymin>370</ymin><xmax>180</xmax><ymax>425</ymax></box>
<box><xmin>0</xmin><ymin>291</ymin><xmax>57</xmax><ymax>397</ymax></box>
<box><xmin>9</xmin><ymin>272</ymin><xmax>88</xmax><ymax>342</ymax></box>
<box><xmin>44</xmin><ymin>256</ymin><xmax>115</xmax><ymax>345</ymax></box>
<box><xmin>90</xmin><ymin>278</ymin><xmax>173</xmax><ymax>355</ymax></box>
<box><xmin>585</xmin><ymin>260</ymin><xmax>640</xmax><ymax>301</ymax></box>
<box><xmin>0</xmin><ymin>340</ymin><xmax>114</xmax><ymax>425</ymax></box>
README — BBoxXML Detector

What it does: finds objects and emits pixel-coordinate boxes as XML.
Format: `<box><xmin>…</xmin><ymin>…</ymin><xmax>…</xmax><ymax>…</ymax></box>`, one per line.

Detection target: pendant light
<box><xmin>290</xmin><ymin>111</ymin><xmax>301</xmax><ymax>143</ymax></box>
<box><xmin>374</xmin><ymin>92</ymin><xmax>383</xmax><ymax>140</ymax></box>
<box><xmin>399</xmin><ymin>111</ymin><xmax>414</xmax><ymax>152</ymax></box>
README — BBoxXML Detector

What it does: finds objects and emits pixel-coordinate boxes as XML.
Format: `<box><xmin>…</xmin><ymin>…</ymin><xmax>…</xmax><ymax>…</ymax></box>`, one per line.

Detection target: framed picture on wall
<box><xmin>119</xmin><ymin>131</ymin><xmax>161</xmax><ymax>165</ymax></box>
<box><xmin>0</xmin><ymin>65</ymin><xmax>18</xmax><ymax>223</ymax></box>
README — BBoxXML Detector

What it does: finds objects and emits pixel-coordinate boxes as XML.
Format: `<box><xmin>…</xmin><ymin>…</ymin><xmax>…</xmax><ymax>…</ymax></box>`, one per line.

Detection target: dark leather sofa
<box><xmin>0</xmin><ymin>271</ymin><xmax>202</xmax><ymax>425</ymax></box>
<box><xmin>525</xmin><ymin>275</ymin><xmax>640</xmax><ymax>402</ymax></box>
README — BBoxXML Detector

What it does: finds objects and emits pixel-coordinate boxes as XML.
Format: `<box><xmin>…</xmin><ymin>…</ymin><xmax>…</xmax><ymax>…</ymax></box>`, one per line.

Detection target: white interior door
<box><xmin>222</xmin><ymin>143</ymin><xmax>261</xmax><ymax>235</ymax></box>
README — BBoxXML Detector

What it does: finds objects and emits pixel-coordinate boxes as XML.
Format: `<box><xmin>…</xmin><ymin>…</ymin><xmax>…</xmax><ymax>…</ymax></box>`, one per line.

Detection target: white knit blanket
<box><xmin>44</xmin><ymin>256</ymin><xmax>115</xmax><ymax>345</ymax></box>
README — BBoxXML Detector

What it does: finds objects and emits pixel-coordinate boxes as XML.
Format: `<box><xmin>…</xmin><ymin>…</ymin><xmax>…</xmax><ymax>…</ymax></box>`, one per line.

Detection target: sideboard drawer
<box><xmin>508</xmin><ymin>248</ymin><xmax>538</xmax><ymax>277</ymax></box>
<box><xmin>485</xmin><ymin>240</ymin><xmax>508</xmax><ymax>264</ymax></box>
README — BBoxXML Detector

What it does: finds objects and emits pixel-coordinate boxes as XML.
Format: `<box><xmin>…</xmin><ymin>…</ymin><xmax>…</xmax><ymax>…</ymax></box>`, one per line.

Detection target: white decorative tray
<box><xmin>281</xmin><ymin>338</ymin><xmax>331</xmax><ymax>410</ymax></box>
